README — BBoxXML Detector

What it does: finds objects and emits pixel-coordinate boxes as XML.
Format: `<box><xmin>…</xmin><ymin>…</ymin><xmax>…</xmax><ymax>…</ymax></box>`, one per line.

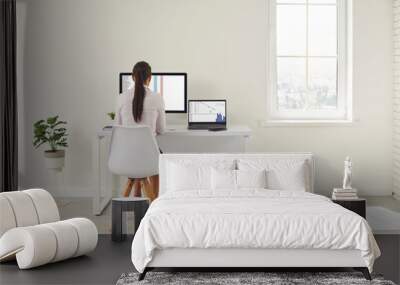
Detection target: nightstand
<box><xmin>112</xmin><ymin>197</ymin><xmax>149</xmax><ymax>242</ymax></box>
<box><xmin>332</xmin><ymin>198</ymin><xmax>366</xmax><ymax>218</ymax></box>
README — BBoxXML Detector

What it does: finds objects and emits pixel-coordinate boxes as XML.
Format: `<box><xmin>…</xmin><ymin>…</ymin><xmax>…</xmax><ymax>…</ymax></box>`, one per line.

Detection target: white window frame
<box><xmin>267</xmin><ymin>0</ymin><xmax>352</xmax><ymax>123</ymax></box>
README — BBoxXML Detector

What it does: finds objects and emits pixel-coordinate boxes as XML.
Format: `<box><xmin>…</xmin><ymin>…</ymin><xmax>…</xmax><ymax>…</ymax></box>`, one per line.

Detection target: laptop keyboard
<box><xmin>188</xmin><ymin>124</ymin><xmax>226</xmax><ymax>130</ymax></box>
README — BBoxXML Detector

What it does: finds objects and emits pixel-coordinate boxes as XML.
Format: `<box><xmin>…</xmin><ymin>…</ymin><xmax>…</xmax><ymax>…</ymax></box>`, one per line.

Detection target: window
<box><xmin>268</xmin><ymin>0</ymin><xmax>351</xmax><ymax>122</ymax></box>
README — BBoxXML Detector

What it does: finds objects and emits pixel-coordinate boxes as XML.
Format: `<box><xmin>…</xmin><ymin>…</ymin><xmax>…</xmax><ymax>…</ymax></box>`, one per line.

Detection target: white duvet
<box><xmin>131</xmin><ymin>190</ymin><xmax>380</xmax><ymax>273</ymax></box>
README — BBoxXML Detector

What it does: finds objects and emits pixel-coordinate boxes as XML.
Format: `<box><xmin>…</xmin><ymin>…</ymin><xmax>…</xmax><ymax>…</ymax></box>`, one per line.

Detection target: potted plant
<box><xmin>107</xmin><ymin>112</ymin><xmax>115</xmax><ymax>121</ymax></box>
<box><xmin>33</xmin><ymin>115</ymin><xmax>68</xmax><ymax>170</ymax></box>
<box><xmin>103</xmin><ymin>112</ymin><xmax>115</xmax><ymax>129</ymax></box>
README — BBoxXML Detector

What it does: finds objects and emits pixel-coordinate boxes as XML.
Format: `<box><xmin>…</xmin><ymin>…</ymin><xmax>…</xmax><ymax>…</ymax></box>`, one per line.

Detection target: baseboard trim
<box><xmin>17</xmin><ymin>185</ymin><xmax>94</xmax><ymax>198</ymax></box>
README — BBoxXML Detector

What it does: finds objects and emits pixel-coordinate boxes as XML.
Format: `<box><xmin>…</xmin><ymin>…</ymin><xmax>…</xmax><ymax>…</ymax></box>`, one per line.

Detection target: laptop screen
<box><xmin>189</xmin><ymin>101</ymin><xmax>226</xmax><ymax>123</ymax></box>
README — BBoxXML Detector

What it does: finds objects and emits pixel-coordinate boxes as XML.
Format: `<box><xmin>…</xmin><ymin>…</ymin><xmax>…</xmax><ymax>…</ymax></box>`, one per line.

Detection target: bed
<box><xmin>131</xmin><ymin>153</ymin><xmax>380</xmax><ymax>280</ymax></box>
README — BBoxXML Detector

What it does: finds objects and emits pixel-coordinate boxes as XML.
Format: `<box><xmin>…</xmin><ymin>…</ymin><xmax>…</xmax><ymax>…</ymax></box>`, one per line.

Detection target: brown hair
<box><xmin>132</xmin><ymin>61</ymin><xmax>152</xmax><ymax>122</ymax></box>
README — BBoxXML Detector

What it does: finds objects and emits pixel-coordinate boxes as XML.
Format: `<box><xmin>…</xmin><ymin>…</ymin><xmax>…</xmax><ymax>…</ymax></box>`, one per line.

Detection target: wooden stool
<box><xmin>122</xmin><ymin>177</ymin><xmax>158</xmax><ymax>201</ymax></box>
<box><xmin>122</xmin><ymin>178</ymin><xmax>142</xmax><ymax>197</ymax></box>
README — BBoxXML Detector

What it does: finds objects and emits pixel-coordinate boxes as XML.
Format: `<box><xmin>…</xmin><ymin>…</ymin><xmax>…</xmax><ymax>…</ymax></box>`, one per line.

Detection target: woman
<box><xmin>115</xmin><ymin>61</ymin><xmax>166</xmax><ymax>201</ymax></box>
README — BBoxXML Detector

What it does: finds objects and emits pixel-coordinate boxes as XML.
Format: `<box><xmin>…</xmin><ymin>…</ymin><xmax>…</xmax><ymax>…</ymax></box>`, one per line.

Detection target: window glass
<box><xmin>277</xmin><ymin>58</ymin><xmax>307</xmax><ymax>110</ymax></box>
<box><xmin>277</xmin><ymin>5</ymin><xmax>307</xmax><ymax>56</ymax></box>
<box><xmin>308</xmin><ymin>5</ymin><xmax>337</xmax><ymax>56</ymax></box>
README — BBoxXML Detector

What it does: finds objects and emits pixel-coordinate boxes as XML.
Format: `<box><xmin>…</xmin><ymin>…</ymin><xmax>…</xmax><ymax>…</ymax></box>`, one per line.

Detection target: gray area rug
<box><xmin>116</xmin><ymin>272</ymin><xmax>396</xmax><ymax>285</ymax></box>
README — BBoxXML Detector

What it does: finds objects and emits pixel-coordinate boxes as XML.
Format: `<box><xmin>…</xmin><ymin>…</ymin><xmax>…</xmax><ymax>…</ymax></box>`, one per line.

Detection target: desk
<box><xmin>93</xmin><ymin>125</ymin><xmax>251</xmax><ymax>215</ymax></box>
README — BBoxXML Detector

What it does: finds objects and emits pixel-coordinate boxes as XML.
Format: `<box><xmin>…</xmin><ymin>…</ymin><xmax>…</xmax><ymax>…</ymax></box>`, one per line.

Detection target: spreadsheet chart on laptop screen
<box><xmin>189</xmin><ymin>101</ymin><xmax>226</xmax><ymax>123</ymax></box>
<box><xmin>120</xmin><ymin>74</ymin><xmax>186</xmax><ymax>112</ymax></box>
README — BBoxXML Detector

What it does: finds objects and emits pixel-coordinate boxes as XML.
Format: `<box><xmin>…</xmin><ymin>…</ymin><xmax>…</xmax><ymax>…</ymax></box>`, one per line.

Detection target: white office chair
<box><xmin>108</xmin><ymin>125</ymin><xmax>160</xmax><ymax>200</ymax></box>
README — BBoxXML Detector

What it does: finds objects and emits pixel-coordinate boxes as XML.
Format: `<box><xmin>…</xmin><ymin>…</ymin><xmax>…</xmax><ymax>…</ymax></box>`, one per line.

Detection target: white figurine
<box><xmin>342</xmin><ymin>156</ymin><xmax>353</xmax><ymax>190</ymax></box>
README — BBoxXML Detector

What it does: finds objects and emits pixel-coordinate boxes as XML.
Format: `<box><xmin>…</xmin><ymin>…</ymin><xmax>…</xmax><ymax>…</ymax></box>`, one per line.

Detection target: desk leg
<box><xmin>112</xmin><ymin>202</ymin><xmax>124</xmax><ymax>242</ymax></box>
<box><xmin>93</xmin><ymin>135</ymin><xmax>112</xmax><ymax>216</ymax></box>
<box><xmin>244</xmin><ymin>135</ymin><xmax>250</xmax><ymax>152</ymax></box>
<box><xmin>93</xmin><ymin>136</ymin><xmax>101</xmax><ymax>215</ymax></box>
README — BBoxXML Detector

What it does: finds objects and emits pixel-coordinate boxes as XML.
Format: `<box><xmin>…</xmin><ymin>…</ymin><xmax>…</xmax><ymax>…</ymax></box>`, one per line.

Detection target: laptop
<box><xmin>188</xmin><ymin>100</ymin><xmax>227</xmax><ymax>130</ymax></box>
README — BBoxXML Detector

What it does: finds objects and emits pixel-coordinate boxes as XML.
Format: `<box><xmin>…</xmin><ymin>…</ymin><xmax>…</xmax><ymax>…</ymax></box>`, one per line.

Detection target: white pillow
<box><xmin>238</xmin><ymin>159</ymin><xmax>308</xmax><ymax>191</ymax></box>
<box><xmin>237</xmin><ymin>169</ymin><xmax>267</xmax><ymax>189</ymax></box>
<box><xmin>267</xmin><ymin>164</ymin><xmax>306</xmax><ymax>191</ymax></box>
<box><xmin>165</xmin><ymin>158</ymin><xmax>236</xmax><ymax>193</ymax></box>
<box><xmin>211</xmin><ymin>168</ymin><xmax>237</xmax><ymax>190</ymax></box>
<box><xmin>211</xmin><ymin>169</ymin><xmax>268</xmax><ymax>190</ymax></box>
<box><xmin>167</xmin><ymin>163</ymin><xmax>211</xmax><ymax>191</ymax></box>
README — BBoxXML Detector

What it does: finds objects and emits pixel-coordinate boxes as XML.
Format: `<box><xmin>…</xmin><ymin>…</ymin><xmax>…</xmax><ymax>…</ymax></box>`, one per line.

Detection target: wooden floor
<box><xmin>0</xmin><ymin>235</ymin><xmax>133</xmax><ymax>285</ymax></box>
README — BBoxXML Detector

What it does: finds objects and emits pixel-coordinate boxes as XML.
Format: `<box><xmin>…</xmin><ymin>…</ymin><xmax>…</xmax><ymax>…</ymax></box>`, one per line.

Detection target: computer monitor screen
<box><xmin>189</xmin><ymin>100</ymin><xmax>226</xmax><ymax>123</ymax></box>
<box><xmin>119</xmin><ymin>72</ymin><xmax>187</xmax><ymax>113</ymax></box>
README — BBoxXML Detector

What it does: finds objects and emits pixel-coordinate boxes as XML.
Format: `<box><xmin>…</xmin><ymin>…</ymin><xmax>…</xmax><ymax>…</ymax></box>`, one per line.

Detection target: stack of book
<box><xmin>332</xmin><ymin>188</ymin><xmax>358</xmax><ymax>200</ymax></box>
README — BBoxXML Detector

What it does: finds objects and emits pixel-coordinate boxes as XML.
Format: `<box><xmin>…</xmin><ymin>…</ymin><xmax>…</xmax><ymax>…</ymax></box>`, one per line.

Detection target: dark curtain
<box><xmin>0</xmin><ymin>0</ymin><xmax>18</xmax><ymax>192</ymax></box>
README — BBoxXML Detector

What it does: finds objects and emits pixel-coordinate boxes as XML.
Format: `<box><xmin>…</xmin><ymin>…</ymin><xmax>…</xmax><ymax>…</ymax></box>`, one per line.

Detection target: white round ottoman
<box><xmin>0</xmin><ymin>218</ymin><xmax>98</xmax><ymax>269</ymax></box>
<box><xmin>0</xmin><ymin>189</ymin><xmax>98</xmax><ymax>269</ymax></box>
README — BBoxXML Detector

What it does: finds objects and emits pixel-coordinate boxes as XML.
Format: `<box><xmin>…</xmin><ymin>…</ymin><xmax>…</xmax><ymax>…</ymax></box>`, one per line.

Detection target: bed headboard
<box><xmin>158</xmin><ymin>153</ymin><xmax>315</xmax><ymax>195</ymax></box>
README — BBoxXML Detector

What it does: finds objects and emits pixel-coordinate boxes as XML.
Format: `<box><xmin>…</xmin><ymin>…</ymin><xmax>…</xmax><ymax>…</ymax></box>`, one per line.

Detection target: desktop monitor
<box><xmin>119</xmin><ymin>72</ymin><xmax>187</xmax><ymax>113</ymax></box>
<box><xmin>188</xmin><ymin>100</ymin><xmax>226</xmax><ymax>124</ymax></box>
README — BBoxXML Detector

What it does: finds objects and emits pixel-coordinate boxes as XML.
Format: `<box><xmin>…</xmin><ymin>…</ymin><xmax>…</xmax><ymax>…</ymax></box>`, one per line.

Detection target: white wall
<box><xmin>394</xmin><ymin>0</ymin><xmax>400</xmax><ymax>199</ymax></box>
<box><xmin>17</xmin><ymin>0</ymin><xmax>393</xmax><ymax>197</ymax></box>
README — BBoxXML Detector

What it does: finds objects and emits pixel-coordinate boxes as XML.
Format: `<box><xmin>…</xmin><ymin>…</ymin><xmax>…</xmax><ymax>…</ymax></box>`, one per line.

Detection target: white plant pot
<box><xmin>44</xmin><ymin>150</ymin><xmax>65</xmax><ymax>171</ymax></box>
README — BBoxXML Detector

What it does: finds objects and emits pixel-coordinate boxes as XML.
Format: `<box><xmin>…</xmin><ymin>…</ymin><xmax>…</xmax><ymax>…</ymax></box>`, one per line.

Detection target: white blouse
<box><xmin>115</xmin><ymin>87</ymin><xmax>166</xmax><ymax>136</ymax></box>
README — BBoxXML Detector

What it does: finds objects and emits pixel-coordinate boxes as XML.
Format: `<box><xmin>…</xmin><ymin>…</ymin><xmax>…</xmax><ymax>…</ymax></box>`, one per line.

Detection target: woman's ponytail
<box><xmin>132</xmin><ymin>61</ymin><xmax>152</xmax><ymax>122</ymax></box>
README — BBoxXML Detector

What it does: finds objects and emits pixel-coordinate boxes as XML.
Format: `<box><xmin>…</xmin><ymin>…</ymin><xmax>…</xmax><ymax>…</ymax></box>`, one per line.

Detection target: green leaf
<box><xmin>47</xmin><ymin>116</ymin><xmax>58</xmax><ymax>125</ymax></box>
<box><xmin>34</xmin><ymin>120</ymin><xmax>45</xmax><ymax>128</ymax></box>
<box><xmin>33</xmin><ymin>141</ymin><xmax>46</xmax><ymax>149</ymax></box>
<box><xmin>50</xmin><ymin>121</ymin><xmax>67</xmax><ymax>129</ymax></box>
